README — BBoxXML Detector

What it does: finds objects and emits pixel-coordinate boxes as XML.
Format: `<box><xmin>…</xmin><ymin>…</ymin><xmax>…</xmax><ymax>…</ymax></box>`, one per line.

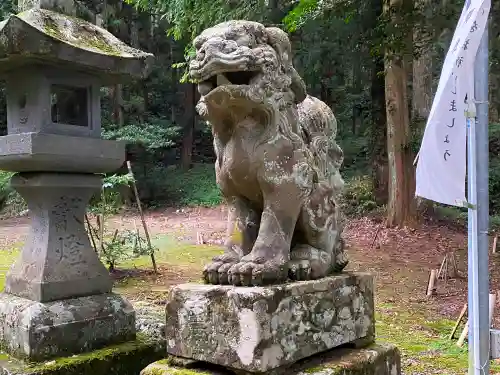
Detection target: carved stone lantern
<box><xmin>0</xmin><ymin>0</ymin><xmax>154</xmax><ymax>362</ymax></box>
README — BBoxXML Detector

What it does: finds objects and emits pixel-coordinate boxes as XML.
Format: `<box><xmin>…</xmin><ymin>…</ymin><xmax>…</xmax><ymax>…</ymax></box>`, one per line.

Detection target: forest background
<box><xmin>1</xmin><ymin>0</ymin><xmax>499</xmax><ymax>229</ymax></box>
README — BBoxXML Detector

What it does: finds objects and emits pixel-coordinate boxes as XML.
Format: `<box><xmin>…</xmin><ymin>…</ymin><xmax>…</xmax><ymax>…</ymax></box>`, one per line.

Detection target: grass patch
<box><xmin>376</xmin><ymin>307</ymin><xmax>500</xmax><ymax>374</ymax></box>
<box><xmin>0</xmin><ymin>235</ymin><xmax>498</xmax><ymax>374</ymax></box>
<box><xmin>0</xmin><ymin>248</ymin><xmax>18</xmax><ymax>291</ymax></box>
<box><xmin>113</xmin><ymin>234</ymin><xmax>222</xmax><ymax>293</ymax></box>
<box><xmin>123</xmin><ymin>234</ymin><xmax>222</xmax><ymax>269</ymax></box>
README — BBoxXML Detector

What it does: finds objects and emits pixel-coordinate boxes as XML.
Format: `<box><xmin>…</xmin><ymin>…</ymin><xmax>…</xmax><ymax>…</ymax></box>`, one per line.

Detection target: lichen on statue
<box><xmin>189</xmin><ymin>20</ymin><xmax>347</xmax><ymax>286</ymax></box>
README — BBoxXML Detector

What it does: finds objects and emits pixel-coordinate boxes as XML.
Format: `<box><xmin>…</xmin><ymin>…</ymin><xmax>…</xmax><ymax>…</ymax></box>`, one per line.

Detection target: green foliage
<box><xmin>98</xmin><ymin>229</ymin><xmax>154</xmax><ymax>271</ymax></box>
<box><xmin>489</xmin><ymin>123</ymin><xmax>500</xmax><ymax>214</ymax></box>
<box><xmin>0</xmin><ymin>170</ymin><xmax>13</xmax><ymax>207</ymax></box>
<box><xmin>283</xmin><ymin>0</ymin><xmax>320</xmax><ymax>32</ymax></box>
<box><xmin>125</xmin><ymin>0</ymin><xmax>282</xmax><ymax>78</ymax></box>
<box><xmin>102</xmin><ymin>120</ymin><xmax>180</xmax><ymax>151</ymax></box>
<box><xmin>0</xmin><ymin>171</ymin><xmax>25</xmax><ymax>216</ymax></box>
<box><xmin>126</xmin><ymin>0</ymin><xmax>269</xmax><ymax>42</ymax></box>
<box><xmin>340</xmin><ymin>134</ymin><xmax>370</xmax><ymax>178</ymax></box>
<box><xmin>0</xmin><ymin>0</ymin><xmax>15</xmax><ymax>19</ymax></box>
<box><xmin>85</xmin><ymin>173</ymin><xmax>159</xmax><ymax>271</ymax></box>
<box><xmin>89</xmin><ymin>173</ymin><xmax>135</xmax><ymax>215</ymax></box>
<box><xmin>140</xmin><ymin>163</ymin><xmax>222</xmax><ymax>207</ymax></box>
<box><xmin>341</xmin><ymin>175</ymin><xmax>378</xmax><ymax>216</ymax></box>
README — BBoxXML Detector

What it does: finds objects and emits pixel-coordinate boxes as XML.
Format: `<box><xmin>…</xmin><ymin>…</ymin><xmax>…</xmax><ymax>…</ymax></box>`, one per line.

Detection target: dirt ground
<box><xmin>1</xmin><ymin>205</ymin><xmax>498</xmax><ymax>326</ymax></box>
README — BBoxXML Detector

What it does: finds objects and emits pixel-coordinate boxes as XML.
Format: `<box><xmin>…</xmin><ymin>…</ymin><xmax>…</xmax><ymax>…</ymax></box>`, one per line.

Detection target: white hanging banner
<box><xmin>415</xmin><ymin>0</ymin><xmax>491</xmax><ymax>207</ymax></box>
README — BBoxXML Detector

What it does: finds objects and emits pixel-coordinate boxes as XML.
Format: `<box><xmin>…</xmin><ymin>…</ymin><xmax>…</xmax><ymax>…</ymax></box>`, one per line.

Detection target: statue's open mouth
<box><xmin>197</xmin><ymin>70</ymin><xmax>259</xmax><ymax>96</ymax></box>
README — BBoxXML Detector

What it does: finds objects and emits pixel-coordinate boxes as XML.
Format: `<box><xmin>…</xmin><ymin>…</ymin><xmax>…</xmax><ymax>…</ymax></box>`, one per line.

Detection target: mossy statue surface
<box><xmin>190</xmin><ymin>20</ymin><xmax>347</xmax><ymax>286</ymax></box>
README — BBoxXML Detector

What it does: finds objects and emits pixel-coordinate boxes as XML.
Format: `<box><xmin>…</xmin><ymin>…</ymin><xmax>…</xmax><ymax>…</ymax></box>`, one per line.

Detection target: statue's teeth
<box><xmin>217</xmin><ymin>74</ymin><xmax>231</xmax><ymax>86</ymax></box>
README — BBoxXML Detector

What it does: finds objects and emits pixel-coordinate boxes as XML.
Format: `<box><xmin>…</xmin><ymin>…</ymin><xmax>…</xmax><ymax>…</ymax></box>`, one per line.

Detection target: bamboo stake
<box><xmin>97</xmin><ymin>214</ymin><xmax>105</xmax><ymax>255</ymax></box>
<box><xmin>450</xmin><ymin>252</ymin><xmax>459</xmax><ymax>278</ymax></box>
<box><xmin>85</xmin><ymin>214</ymin><xmax>98</xmax><ymax>253</ymax></box>
<box><xmin>449</xmin><ymin>303</ymin><xmax>468</xmax><ymax>340</ymax></box>
<box><xmin>127</xmin><ymin>161</ymin><xmax>158</xmax><ymax>274</ymax></box>
<box><xmin>456</xmin><ymin>293</ymin><xmax>495</xmax><ymax>347</ymax></box>
<box><xmin>437</xmin><ymin>256</ymin><xmax>446</xmax><ymax>280</ymax></box>
<box><xmin>196</xmin><ymin>232</ymin><xmax>205</xmax><ymax>245</ymax></box>
<box><xmin>457</xmin><ymin>320</ymin><xmax>469</xmax><ymax>347</ymax></box>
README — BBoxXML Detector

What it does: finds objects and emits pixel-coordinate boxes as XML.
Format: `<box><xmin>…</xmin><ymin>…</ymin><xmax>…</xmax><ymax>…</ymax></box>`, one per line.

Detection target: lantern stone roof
<box><xmin>0</xmin><ymin>8</ymin><xmax>154</xmax><ymax>81</ymax></box>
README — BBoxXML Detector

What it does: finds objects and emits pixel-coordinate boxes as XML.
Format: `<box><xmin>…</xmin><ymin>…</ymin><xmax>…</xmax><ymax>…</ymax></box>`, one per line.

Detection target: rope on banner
<box><xmin>475</xmin><ymin>358</ymin><xmax>488</xmax><ymax>374</ymax></box>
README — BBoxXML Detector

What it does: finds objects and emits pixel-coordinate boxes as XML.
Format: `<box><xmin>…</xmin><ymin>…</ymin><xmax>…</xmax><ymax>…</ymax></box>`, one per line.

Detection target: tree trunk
<box><xmin>412</xmin><ymin>0</ymin><xmax>434</xmax><ymax>213</ymax></box>
<box><xmin>180</xmin><ymin>84</ymin><xmax>196</xmax><ymax>170</ymax></box>
<box><xmin>370</xmin><ymin>0</ymin><xmax>388</xmax><ymax>205</ymax></box>
<box><xmin>371</xmin><ymin>57</ymin><xmax>388</xmax><ymax>205</ymax></box>
<box><xmin>112</xmin><ymin>85</ymin><xmax>124</xmax><ymax>127</ymax></box>
<box><xmin>352</xmin><ymin>54</ymin><xmax>363</xmax><ymax>135</ymax></box>
<box><xmin>384</xmin><ymin>0</ymin><xmax>416</xmax><ymax>227</ymax></box>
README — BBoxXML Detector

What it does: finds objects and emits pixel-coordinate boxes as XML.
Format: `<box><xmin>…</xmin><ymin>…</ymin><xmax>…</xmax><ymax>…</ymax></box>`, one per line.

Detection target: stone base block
<box><xmin>141</xmin><ymin>344</ymin><xmax>401</xmax><ymax>375</ymax></box>
<box><xmin>166</xmin><ymin>273</ymin><xmax>374</xmax><ymax>373</ymax></box>
<box><xmin>0</xmin><ymin>293</ymin><xmax>136</xmax><ymax>361</ymax></box>
<box><xmin>0</xmin><ymin>336</ymin><xmax>165</xmax><ymax>375</ymax></box>
<box><xmin>6</xmin><ymin>172</ymin><xmax>112</xmax><ymax>302</ymax></box>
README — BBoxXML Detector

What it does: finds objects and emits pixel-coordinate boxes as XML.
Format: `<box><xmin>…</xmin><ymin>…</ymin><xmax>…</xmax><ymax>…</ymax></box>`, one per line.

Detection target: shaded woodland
<box><xmin>1</xmin><ymin>0</ymin><xmax>500</xmax><ymax>227</ymax></box>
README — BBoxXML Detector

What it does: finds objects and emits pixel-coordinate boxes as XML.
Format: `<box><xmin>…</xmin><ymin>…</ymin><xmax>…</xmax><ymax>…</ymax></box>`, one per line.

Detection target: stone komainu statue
<box><xmin>189</xmin><ymin>20</ymin><xmax>347</xmax><ymax>286</ymax></box>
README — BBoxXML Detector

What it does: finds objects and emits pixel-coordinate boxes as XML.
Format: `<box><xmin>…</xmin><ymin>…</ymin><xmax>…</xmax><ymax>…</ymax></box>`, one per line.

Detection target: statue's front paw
<box><xmin>288</xmin><ymin>260</ymin><xmax>312</xmax><ymax>281</ymax></box>
<box><xmin>203</xmin><ymin>261</ymin><xmax>237</xmax><ymax>284</ymax></box>
<box><xmin>332</xmin><ymin>251</ymin><xmax>349</xmax><ymax>273</ymax></box>
<box><xmin>227</xmin><ymin>261</ymin><xmax>288</xmax><ymax>286</ymax></box>
<box><xmin>289</xmin><ymin>245</ymin><xmax>332</xmax><ymax>279</ymax></box>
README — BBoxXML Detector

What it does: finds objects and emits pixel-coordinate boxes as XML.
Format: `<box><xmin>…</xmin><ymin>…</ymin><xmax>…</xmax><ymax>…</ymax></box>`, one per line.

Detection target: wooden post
<box><xmin>489</xmin><ymin>292</ymin><xmax>496</xmax><ymax>327</ymax></box>
<box><xmin>426</xmin><ymin>269</ymin><xmax>437</xmax><ymax>297</ymax></box>
<box><xmin>493</xmin><ymin>235</ymin><xmax>498</xmax><ymax>254</ymax></box>
<box><xmin>449</xmin><ymin>303</ymin><xmax>468</xmax><ymax>340</ymax></box>
<box><xmin>126</xmin><ymin>161</ymin><xmax>158</xmax><ymax>274</ymax></box>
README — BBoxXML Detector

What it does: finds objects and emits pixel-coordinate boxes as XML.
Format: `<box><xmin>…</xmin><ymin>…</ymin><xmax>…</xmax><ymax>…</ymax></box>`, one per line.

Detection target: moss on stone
<box><xmin>141</xmin><ymin>360</ymin><xmax>215</xmax><ymax>375</ymax></box>
<box><xmin>0</xmin><ymin>351</ymin><xmax>9</xmax><ymax>361</ymax></box>
<box><xmin>143</xmin><ymin>345</ymin><xmax>400</xmax><ymax>375</ymax></box>
<box><xmin>0</xmin><ymin>334</ymin><xmax>165</xmax><ymax>375</ymax></box>
<box><xmin>37</xmin><ymin>10</ymin><xmax>121</xmax><ymax>56</ymax></box>
<box><xmin>296</xmin><ymin>344</ymin><xmax>400</xmax><ymax>374</ymax></box>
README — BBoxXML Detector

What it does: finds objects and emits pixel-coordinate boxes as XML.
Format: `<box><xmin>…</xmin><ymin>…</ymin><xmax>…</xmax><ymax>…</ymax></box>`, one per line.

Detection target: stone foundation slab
<box><xmin>0</xmin><ymin>293</ymin><xmax>136</xmax><ymax>361</ymax></box>
<box><xmin>0</xmin><ymin>336</ymin><xmax>165</xmax><ymax>375</ymax></box>
<box><xmin>141</xmin><ymin>343</ymin><xmax>400</xmax><ymax>375</ymax></box>
<box><xmin>165</xmin><ymin>273</ymin><xmax>375</xmax><ymax>373</ymax></box>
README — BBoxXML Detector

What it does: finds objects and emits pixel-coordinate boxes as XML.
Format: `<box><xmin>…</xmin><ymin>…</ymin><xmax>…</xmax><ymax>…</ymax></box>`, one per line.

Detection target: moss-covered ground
<box><xmin>0</xmin><ymin>248</ymin><xmax>19</xmax><ymax>291</ymax></box>
<box><xmin>1</xmin><ymin>220</ymin><xmax>498</xmax><ymax>374</ymax></box>
<box><xmin>0</xmin><ymin>334</ymin><xmax>165</xmax><ymax>375</ymax></box>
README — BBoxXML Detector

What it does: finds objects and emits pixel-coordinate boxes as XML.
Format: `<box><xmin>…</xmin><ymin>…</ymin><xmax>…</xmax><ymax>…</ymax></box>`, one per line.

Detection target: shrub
<box><xmin>0</xmin><ymin>170</ymin><xmax>26</xmax><ymax>216</ymax></box>
<box><xmin>141</xmin><ymin>163</ymin><xmax>222</xmax><ymax>207</ymax></box>
<box><xmin>340</xmin><ymin>175</ymin><xmax>378</xmax><ymax>216</ymax></box>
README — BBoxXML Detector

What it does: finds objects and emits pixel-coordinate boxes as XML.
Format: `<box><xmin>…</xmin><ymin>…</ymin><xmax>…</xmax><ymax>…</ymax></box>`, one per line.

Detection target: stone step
<box><xmin>141</xmin><ymin>343</ymin><xmax>401</xmax><ymax>375</ymax></box>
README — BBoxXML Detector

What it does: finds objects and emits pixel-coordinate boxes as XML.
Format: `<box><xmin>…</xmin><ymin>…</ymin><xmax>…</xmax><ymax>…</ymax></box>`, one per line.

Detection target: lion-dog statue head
<box><xmin>189</xmin><ymin>20</ymin><xmax>346</xmax><ymax>286</ymax></box>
